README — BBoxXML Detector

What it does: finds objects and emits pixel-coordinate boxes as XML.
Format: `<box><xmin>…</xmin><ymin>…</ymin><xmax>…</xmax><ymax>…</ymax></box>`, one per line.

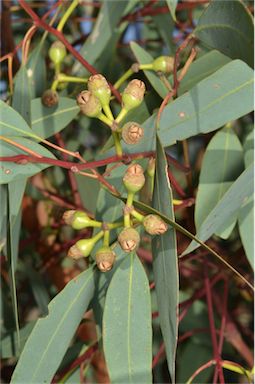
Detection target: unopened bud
<box><xmin>152</xmin><ymin>56</ymin><xmax>174</xmax><ymax>74</ymax></box>
<box><xmin>118</xmin><ymin>227</ymin><xmax>140</xmax><ymax>252</ymax></box>
<box><xmin>77</xmin><ymin>90</ymin><xmax>102</xmax><ymax>117</ymax></box>
<box><xmin>122</xmin><ymin>79</ymin><xmax>145</xmax><ymax>111</ymax></box>
<box><xmin>41</xmin><ymin>89</ymin><xmax>59</xmax><ymax>107</ymax></box>
<box><xmin>123</xmin><ymin>163</ymin><xmax>145</xmax><ymax>193</ymax></box>
<box><xmin>147</xmin><ymin>158</ymin><xmax>155</xmax><ymax>178</ymax></box>
<box><xmin>49</xmin><ymin>41</ymin><xmax>66</xmax><ymax>65</ymax></box>
<box><xmin>68</xmin><ymin>238</ymin><xmax>95</xmax><ymax>259</ymax></box>
<box><xmin>88</xmin><ymin>74</ymin><xmax>111</xmax><ymax>106</ymax></box>
<box><xmin>122</xmin><ymin>122</ymin><xmax>144</xmax><ymax>145</ymax></box>
<box><xmin>95</xmin><ymin>246</ymin><xmax>116</xmax><ymax>272</ymax></box>
<box><xmin>143</xmin><ymin>214</ymin><xmax>168</xmax><ymax>235</ymax></box>
<box><xmin>63</xmin><ymin>210</ymin><xmax>92</xmax><ymax>230</ymax></box>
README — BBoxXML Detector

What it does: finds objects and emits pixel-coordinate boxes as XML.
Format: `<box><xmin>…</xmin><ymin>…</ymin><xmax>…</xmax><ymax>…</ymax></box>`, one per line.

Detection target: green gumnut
<box><xmin>76</xmin><ymin>238</ymin><xmax>96</xmax><ymax>257</ymax></box>
<box><xmin>71</xmin><ymin>211</ymin><xmax>92</xmax><ymax>230</ymax></box>
<box><xmin>152</xmin><ymin>56</ymin><xmax>174</xmax><ymax>74</ymax></box>
<box><xmin>41</xmin><ymin>89</ymin><xmax>59</xmax><ymax>107</ymax></box>
<box><xmin>49</xmin><ymin>41</ymin><xmax>66</xmax><ymax>65</ymax></box>
<box><xmin>88</xmin><ymin>74</ymin><xmax>111</xmax><ymax>106</ymax></box>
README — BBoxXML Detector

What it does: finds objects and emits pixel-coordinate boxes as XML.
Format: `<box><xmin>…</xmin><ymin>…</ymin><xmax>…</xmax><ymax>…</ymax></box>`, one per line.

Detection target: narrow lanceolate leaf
<box><xmin>195</xmin><ymin>126</ymin><xmax>244</xmax><ymax>240</ymax></box>
<box><xmin>194</xmin><ymin>0</ymin><xmax>254</xmax><ymax>67</ymax></box>
<box><xmin>11</xmin><ymin>267</ymin><xmax>95</xmax><ymax>384</ymax></box>
<box><xmin>31</xmin><ymin>97</ymin><xmax>79</xmax><ymax>139</ymax></box>
<box><xmin>238</xmin><ymin>130</ymin><xmax>254</xmax><ymax>268</ymax></box>
<box><xmin>27</xmin><ymin>45</ymin><xmax>46</xmax><ymax>99</ymax></box>
<box><xmin>165</xmin><ymin>0</ymin><xmax>178</xmax><ymax>21</ymax></box>
<box><xmin>184</xmin><ymin>164</ymin><xmax>253</xmax><ymax>255</ymax></box>
<box><xmin>75</xmin><ymin>1</ymin><xmax>133</xmax><ymax>75</ymax></box>
<box><xmin>121</xmin><ymin>60</ymin><xmax>254</xmax><ymax>154</ymax></box>
<box><xmin>12</xmin><ymin>65</ymin><xmax>31</xmax><ymax>125</ymax></box>
<box><xmin>1</xmin><ymin>321</ymin><xmax>36</xmax><ymax>359</ymax></box>
<box><xmin>103</xmin><ymin>253</ymin><xmax>152</xmax><ymax>384</ymax></box>
<box><xmin>152</xmin><ymin>136</ymin><xmax>179</xmax><ymax>382</ymax></box>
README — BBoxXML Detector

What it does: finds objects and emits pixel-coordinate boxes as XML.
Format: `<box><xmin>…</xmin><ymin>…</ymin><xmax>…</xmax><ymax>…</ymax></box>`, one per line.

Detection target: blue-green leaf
<box><xmin>122</xmin><ymin>60</ymin><xmax>254</xmax><ymax>154</ymax></box>
<box><xmin>11</xmin><ymin>267</ymin><xmax>95</xmax><ymax>384</ymax></box>
<box><xmin>184</xmin><ymin>164</ymin><xmax>253</xmax><ymax>255</ymax></box>
<box><xmin>31</xmin><ymin>97</ymin><xmax>79</xmax><ymax>138</ymax></box>
<box><xmin>103</xmin><ymin>253</ymin><xmax>152</xmax><ymax>383</ymax></box>
<box><xmin>195</xmin><ymin>126</ymin><xmax>244</xmax><ymax>239</ymax></box>
<box><xmin>194</xmin><ymin>0</ymin><xmax>254</xmax><ymax>67</ymax></box>
<box><xmin>152</xmin><ymin>136</ymin><xmax>179</xmax><ymax>382</ymax></box>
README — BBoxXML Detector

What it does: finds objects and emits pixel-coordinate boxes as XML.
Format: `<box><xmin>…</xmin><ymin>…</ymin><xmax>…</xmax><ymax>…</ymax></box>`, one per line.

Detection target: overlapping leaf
<box><xmin>194</xmin><ymin>0</ymin><xmax>254</xmax><ymax>67</ymax></box>
<box><xmin>152</xmin><ymin>136</ymin><xmax>179</xmax><ymax>382</ymax></box>
<box><xmin>195</xmin><ymin>126</ymin><xmax>244</xmax><ymax>239</ymax></box>
<box><xmin>11</xmin><ymin>267</ymin><xmax>95</xmax><ymax>384</ymax></box>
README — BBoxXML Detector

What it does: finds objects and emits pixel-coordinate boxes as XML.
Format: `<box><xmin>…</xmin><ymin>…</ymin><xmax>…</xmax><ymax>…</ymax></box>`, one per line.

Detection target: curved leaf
<box><xmin>103</xmin><ymin>253</ymin><xmax>152</xmax><ymax>383</ymax></box>
<box><xmin>12</xmin><ymin>65</ymin><xmax>31</xmax><ymax>125</ymax></box>
<box><xmin>122</xmin><ymin>60</ymin><xmax>254</xmax><ymax>154</ymax></box>
<box><xmin>152</xmin><ymin>136</ymin><xmax>179</xmax><ymax>382</ymax></box>
<box><xmin>184</xmin><ymin>164</ymin><xmax>253</xmax><ymax>255</ymax></box>
<box><xmin>11</xmin><ymin>267</ymin><xmax>95</xmax><ymax>384</ymax></box>
<box><xmin>194</xmin><ymin>0</ymin><xmax>254</xmax><ymax>67</ymax></box>
<box><xmin>31</xmin><ymin>97</ymin><xmax>79</xmax><ymax>139</ymax></box>
<box><xmin>195</xmin><ymin>126</ymin><xmax>244</xmax><ymax>239</ymax></box>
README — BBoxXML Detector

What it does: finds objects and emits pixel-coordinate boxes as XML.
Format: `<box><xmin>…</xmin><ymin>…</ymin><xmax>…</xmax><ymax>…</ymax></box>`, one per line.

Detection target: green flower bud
<box><xmin>41</xmin><ymin>89</ymin><xmax>59</xmax><ymax>107</ymax></box>
<box><xmin>87</xmin><ymin>74</ymin><xmax>111</xmax><ymax>106</ymax></box>
<box><xmin>63</xmin><ymin>210</ymin><xmax>92</xmax><ymax>230</ymax></box>
<box><xmin>121</xmin><ymin>122</ymin><xmax>144</xmax><ymax>145</ymax></box>
<box><xmin>68</xmin><ymin>238</ymin><xmax>95</xmax><ymax>259</ymax></box>
<box><xmin>147</xmin><ymin>158</ymin><xmax>155</xmax><ymax>178</ymax></box>
<box><xmin>76</xmin><ymin>90</ymin><xmax>102</xmax><ymax>117</ymax></box>
<box><xmin>152</xmin><ymin>56</ymin><xmax>174</xmax><ymax>74</ymax></box>
<box><xmin>118</xmin><ymin>227</ymin><xmax>140</xmax><ymax>253</ymax></box>
<box><xmin>143</xmin><ymin>214</ymin><xmax>168</xmax><ymax>235</ymax></box>
<box><xmin>49</xmin><ymin>41</ymin><xmax>67</xmax><ymax>65</ymax></box>
<box><xmin>95</xmin><ymin>246</ymin><xmax>116</xmax><ymax>272</ymax></box>
<box><xmin>122</xmin><ymin>79</ymin><xmax>145</xmax><ymax>111</ymax></box>
<box><xmin>123</xmin><ymin>163</ymin><xmax>145</xmax><ymax>193</ymax></box>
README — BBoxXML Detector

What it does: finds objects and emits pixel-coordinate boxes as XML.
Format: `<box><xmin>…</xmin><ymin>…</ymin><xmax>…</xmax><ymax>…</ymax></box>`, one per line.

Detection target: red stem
<box><xmin>204</xmin><ymin>261</ymin><xmax>225</xmax><ymax>384</ymax></box>
<box><xmin>152</xmin><ymin>342</ymin><xmax>165</xmax><ymax>369</ymax></box>
<box><xmin>0</xmin><ymin>151</ymin><xmax>154</xmax><ymax>170</ymax></box>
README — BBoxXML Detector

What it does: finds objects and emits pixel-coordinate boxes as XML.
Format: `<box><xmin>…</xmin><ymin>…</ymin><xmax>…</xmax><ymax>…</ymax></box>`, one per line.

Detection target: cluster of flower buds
<box><xmin>63</xmin><ymin>210</ymin><xmax>116</xmax><ymax>272</ymax></box>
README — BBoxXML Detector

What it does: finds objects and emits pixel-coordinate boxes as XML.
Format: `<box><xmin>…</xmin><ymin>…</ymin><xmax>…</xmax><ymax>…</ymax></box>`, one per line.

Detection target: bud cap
<box><xmin>122</xmin><ymin>122</ymin><xmax>144</xmax><ymax>145</ymax></box>
<box><xmin>77</xmin><ymin>90</ymin><xmax>102</xmax><ymax>117</ymax></box>
<box><xmin>152</xmin><ymin>56</ymin><xmax>174</xmax><ymax>74</ymax></box>
<box><xmin>41</xmin><ymin>89</ymin><xmax>59</xmax><ymax>107</ymax></box>
<box><xmin>122</xmin><ymin>79</ymin><xmax>145</xmax><ymax>111</ymax></box>
<box><xmin>118</xmin><ymin>227</ymin><xmax>140</xmax><ymax>252</ymax></box>
<box><xmin>123</xmin><ymin>163</ymin><xmax>145</xmax><ymax>193</ymax></box>
<box><xmin>143</xmin><ymin>214</ymin><xmax>168</xmax><ymax>235</ymax></box>
<box><xmin>88</xmin><ymin>74</ymin><xmax>111</xmax><ymax>105</ymax></box>
<box><xmin>95</xmin><ymin>246</ymin><xmax>116</xmax><ymax>272</ymax></box>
